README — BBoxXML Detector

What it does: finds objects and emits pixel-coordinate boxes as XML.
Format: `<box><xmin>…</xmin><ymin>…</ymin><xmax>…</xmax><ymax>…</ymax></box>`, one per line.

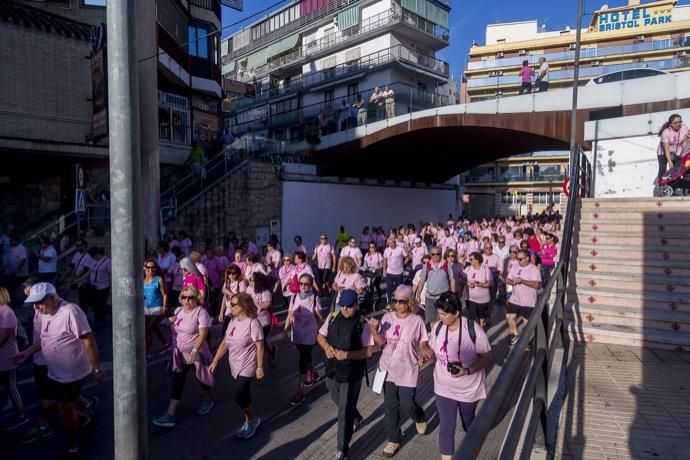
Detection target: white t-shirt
<box><xmin>38</xmin><ymin>246</ymin><xmax>58</xmax><ymax>273</ymax></box>
<box><xmin>539</xmin><ymin>62</ymin><xmax>549</xmax><ymax>82</ymax></box>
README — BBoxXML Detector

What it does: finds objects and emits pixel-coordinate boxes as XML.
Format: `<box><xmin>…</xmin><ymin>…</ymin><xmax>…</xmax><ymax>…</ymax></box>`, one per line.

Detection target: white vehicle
<box><xmin>586</xmin><ymin>68</ymin><xmax>670</xmax><ymax>85</ymax></box>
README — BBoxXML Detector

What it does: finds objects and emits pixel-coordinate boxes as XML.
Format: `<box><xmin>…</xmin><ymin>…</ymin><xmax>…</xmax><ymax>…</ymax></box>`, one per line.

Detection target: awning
<box><xmin>401</xmin><ymin>0</ymin><xmax>449</xmax><ymax>28</ymax></box>
<box><xmin>398</xmin><ymin>62</ymin><xmax>446</xmax><ymax>81</ymax></box>
<box><xmin>337</xmin><ymin>5</ymin><xmax>360</xmax><ymax>30</ymax></box>
<box><xmin>246</xmin><ymin>48</ymin><xmax>268</xmax><ymax>70</ymax></box>
<box><xmin>267</xmin><ymin>33</ymin><xmax>300</xmax><ymax>58</ymax></box>
<box><xmin>309</xmin><ymin>72</ymin><xmax>366</xmax><ymax>92</ymax></box>
<box><xmin>222</xmin><ymin>60</ymin><xmax>236</xmax><ymax>74</ymax></box>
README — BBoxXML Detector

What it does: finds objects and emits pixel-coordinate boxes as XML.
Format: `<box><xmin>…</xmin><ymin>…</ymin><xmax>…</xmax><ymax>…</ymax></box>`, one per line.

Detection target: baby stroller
<box><xmin>655</xmin><ymin>150</ymin><xmax>690</xmax><ymax>197</ymax></box>
<box><xmin>358</xmin><ymin>267</ymin><xmax>381</xmax><ymax>313</ymax></box>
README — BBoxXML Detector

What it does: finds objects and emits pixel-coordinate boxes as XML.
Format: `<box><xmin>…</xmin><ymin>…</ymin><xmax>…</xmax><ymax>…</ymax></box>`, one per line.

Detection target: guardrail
<box><xmin>456</xmin><ymin>146</ymin><xmax>592</xmax><ymax>459</ymax></box>
<box><xmin>464</xmin><ymin>173</ymin><xmax>566</xmax><ymax>183</ymax></box>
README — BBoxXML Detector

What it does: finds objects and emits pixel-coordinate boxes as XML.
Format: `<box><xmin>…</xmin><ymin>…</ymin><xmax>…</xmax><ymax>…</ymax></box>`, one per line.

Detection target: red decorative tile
<box><xmin>656</xmin><ymin>200</ymin><xmax>663</xmax><ymax>207</ymax></box>
<box><xmin>657</xmin><ymin>212</ymin><xmax>664</xmax><ymax>219</ymax></box>
<box><xmin>591</xmin><ymin>237</ymin><xmax>599</xmax><ymax>244</ymax></box>
<box><xmin>658</xmin><ymin>225</ymin><xmax>666</xmax><ymax>232</ymax></box>
<box><xmin>592</xmin><ymin>225</ymin><xmax>599</xmax><ymax>231</ymax></box>
<box><xmin>589</xmin><ymin>264</ymin><xmax>597</xmax><ymax>271</ymax></box>
<box><xmin>590</xmin><ymin>250</ymin><xmax>598</xmax><ymax>257</ymax></box>
<box><xmin>585</xmin><ymin>313</ymin><xmax>595</xmax><ymax>322</ymax></box>
<box><xmin>660</xmin><ymin>238</ymin><xmax>668</xmax><ymax>246</ymax></box>
<box><xmin>669</xmin><ymin>303</ymin><xmax>678</xmax><ymax>311</ymax></box>
<box><xmin>671</xmin><ymin>323</ymin><xmax>681</xmax><ymax>331</ymax></box>
<box><xmin>586</xmin><ymin>334</ymin><xmax>596</xmax><ymax>343</ymax></box>
<box><xmin>594</xmin><ymin>202</ymin><xmax>601</xmax><ymax>208</ymax></box>
<box><xmin>662</xmin><ymin>252</ymin><xmax>671</xmax><ymax>260</ymax></box>
<box><xmin>588</xmin><ymin>296</ymin><xmax>597</xmax><ymax>304</ymax></box>
<box><xmin>592</xmin><ymin>213</ymin><xmax>600</xmax><ymax>219</ymax></box>
<box><xmin>667</xmin><ymin>285</ymin><xmax>675</xmax><ymax>292</ymax></box>
<box><xmin>588</xmin><ymin>279</ymin><xmax>597</xmax><ymax>287</ymax></box>
<box><xmin>664</xmin><ymin>268</ymin><xmax>673</xmax><ymax>275</ymax></box>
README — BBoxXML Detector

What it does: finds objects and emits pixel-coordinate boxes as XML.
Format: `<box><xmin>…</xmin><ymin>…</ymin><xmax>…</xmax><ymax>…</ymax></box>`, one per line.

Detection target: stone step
<box><xmin>564</xmin><ymin>320</ymin><xmax>690</xmax><ymax>350</ymax></box>
<box><xmin>578</xmin><ymin>213</ymin><xmax>690</xmax><ymax>225</ymax></box>
<box><xmin>565</xmin><ymin>302</ymin><xmax>690</xmax><ymax>329</ymax></box>
<box><xmin>567</xmin><ymin>286</ymin><xmax>690</xmax><ymax>310</ymax></box>
<box><xmin>575</xmin><ymin>239</ymin><xmax>690</xmax><ymax>253</ymax></box>
<box><xmin>575</xmin><ymin>221</ymin><xmax>690</xmax><ymax>233</ymax></box>
<box><xmin>572</xmin><ymin>245</ymin><xmax>690</xmax><ymax>262</ymax></box>
<box><xmin>580</xmin><ymin>197</ymin><xmax>690</xmax><ymax>212</ymax></box>
<box><xmin>575</xmin><ymin>231</ymin><xmax>689</xmax><ymax>246</ymax></box>
<box><xmin>572</xmin><ymin>256</ymin><xmax>690</xmax><ymax>276</ymax></box>
<box><xmin>572</xmin><ymin>271</ymin><xmax>690</xmax><ymax>294</ymax></box>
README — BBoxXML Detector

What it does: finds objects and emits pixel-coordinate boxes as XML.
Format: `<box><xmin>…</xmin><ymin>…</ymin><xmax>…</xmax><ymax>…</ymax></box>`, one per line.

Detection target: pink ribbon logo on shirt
<box><xmin>229</xmin><ymin>327</ymin><xmax>235</xmax><ymax>337</ymax></box>
<box><xmin>471</xmin><ymin>273</ymin><xmax>477</xmax><ymax>280</ymax></box>
<box><xmin>440</xmin><ymin>340</ymin><xmax>448</xmax><ymax>353</ymax></box>
<box><xmin>174</xmin><ymin>318</ymin><xmax>182</xmax><ymax>329</ymax></box>
<box><xmin>43</xmin><ymin>321</ymin><xmax>50</xmax><ymax>333</ymax></box>
<box><xmin>393</xmin><ymin>325</ymin><xmax>401</xmax><ymax>336</ymax></box>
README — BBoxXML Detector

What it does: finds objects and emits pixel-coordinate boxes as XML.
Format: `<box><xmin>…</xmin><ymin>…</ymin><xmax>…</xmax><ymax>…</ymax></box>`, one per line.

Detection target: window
<box><xmin>552</xmin><ymin>193</ymin><xmax>561</xmax><ymax>204</ymax></box>
<box><xmin>533</xmin><ymin>192</ymin><xmax>549</xmax><ymax>204</ymax></box>
<box><xmin>324</xmin><ymin>90</ymin><xmax>335</xmax><ymax>104</ymax></box>
<box><xmin>501</xmin><ymin>193</ymin><xmax>513</xmax><ymax>204</ymax></box>
<box><xmin>684</xmin><ymin>34</ymin><xmax>690</xmax><ymax>47</ymax></box>
<box><xmin>347</xmin><ymin>83</ymin><xmax>358</xmax><ymax>101</ymax></box>
<box><xmin>581</xmin><ymin>47</ymin><xmax>597</xmax><ymax>58</ymax></box>
<box><xmin>188</xmin><ymin>26</ymin><xmax>209</xmax><ymax>58</ymax></box>
<box><xmin>84</xmin><ymin>0</ymin><xmax>106</xmax><ymax>6</ymax></box>
<box><xmin>652</xmin><ymin>38</ymin><xmax>672</xmax><ymax>50</ymax></box>
<box><xmin>159</xmin><ymin>91</ymin><xmax>190</xmax><ymax>146</ymax></box>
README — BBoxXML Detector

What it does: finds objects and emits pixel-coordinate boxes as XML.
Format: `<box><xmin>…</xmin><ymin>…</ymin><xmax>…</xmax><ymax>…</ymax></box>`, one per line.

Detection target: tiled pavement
<box><xmin>556</xmin><ymin>343</ymin><xmax>690</xmax><ymax>460</ymax></box>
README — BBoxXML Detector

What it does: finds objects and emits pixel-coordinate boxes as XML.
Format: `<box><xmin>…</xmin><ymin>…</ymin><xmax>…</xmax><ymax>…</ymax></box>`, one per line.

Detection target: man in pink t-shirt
<box><xmin>313</xmin><ymin>234</ymin><xmax>336</xmax><ymax>295</ymax></box>
<box><xmin>14</xmin><ymin>283</ymin><xmax>105</xmax><ymax>457</ymax></box>
<box><xmin>505</xmin><ymin>250</ymin><xmax>542</xmax><ymax>345</ymax></box>
<box><xmin>383</xmin><ymin>239</ymin><xmax>408</xmax><ymax>305</ymax></box>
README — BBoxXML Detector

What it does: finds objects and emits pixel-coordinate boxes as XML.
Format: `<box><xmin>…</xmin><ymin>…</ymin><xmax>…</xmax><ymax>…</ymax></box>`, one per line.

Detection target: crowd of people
<box><xmin>0</xmin><ymin>212</ymin><xmax>562</xmax><ymax>459</ymax></box>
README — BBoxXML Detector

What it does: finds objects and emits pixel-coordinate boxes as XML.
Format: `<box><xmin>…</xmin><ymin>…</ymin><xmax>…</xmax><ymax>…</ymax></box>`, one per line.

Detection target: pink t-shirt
<box><xmin>171</xmin><ymin>262</ymin><xmax>183</xmax><ymax>291</ymax></box>
<box><xmin>9</xmin><ymin>244</ymin><xmax>29</xmax><ymax>277</ymax></box>
<box><xmin>410</xmin><ymin>245</ymin><xmax>428</xmax><ymax>268</ymax></box>
<box><xmin>540</xmin><ymin>243</ymin><xmax>558</xmax><ymax>267</ymax></box>
<box><xmin>314</xmin><ymin>243</ymin><xmax>335</xmax><ymax>269</ymax></box>
<box><xmin>384</xmin><ymin>246</ymin><xmax>407</xmax><ymax>275</ymax></box>
<box><xmin>32</xmin><ymin>311</ymin><xmax>46</xmax><ymax>365</ymax></box>
<box><xmin>231</xmin><ymin>260</ymin><xmax>246</xmax><ymax>274</ymax></box>
<box><xmin>429</xmin><ymin>318</ymin><xmax>491</xmax><ymax>403</ymax></box>
<box><xmin>202</xmin><ymin>256</ymin><xmax>225</xmax><ymax>289</ymax></box>
<box><xmin>658</xmin><ymin>124</ymin><xmax>689</xmax><ymax>156</ymax></box>
<box><xmin>225</xmin><ymin>317</ymin><xmax>263</xmax><ymax>379</ymax></box>
<box><xmin>340</xmin><ymin>246</ymin><xmax>363</xmax><ymax>267</ymax></box>
<box><xmin>289</xmin><ymin>294</ymin><xmax>321</xmax><ymax>345</ymax></box>
<box><xmin>222</xmin><ymin>279</ymin><xmax>248</xmax><ymax>317</ymax></box>
<box><xmin>243</xmin><ymin>263</ymin><xmax>267</xmax><ymax>283</ymax></box>
<box><xmin>278</xmin><ymin>264</ymin><xmax>297</xmax><ymax>296</ymax></box>
<box><xmin>294</xmin><ymin>262</ymin><xmax>314</xmax><ymax>280</ymax></box>
<box><xmin>520</xmin><ymin>66</ymin><xmax>533</xmax><ymax>83</ymax></box>
<box><xmin>182</xmin><ymin>273</ymin><xmax>206</xmax><ymax>294</ymax></box>
<box><xmin>464</xmin><ymin>265</ymin><xmax>492</xmax><ymax>304</ymax></box>
<box><xmin>508</xmin><ymin>263</ymin><xmax>541</xmax><ymax>308</ymax></box>
<box><xmin>172</xmin><ymin>306</ymin><xmax>212</xmax><ymax>354</ymax></box>
<box><xmin>89</xmin><ymin>257</ymin><xmax>112</xmax><ymax>290</ymax></box>
<box><xmin>333</xmin><ymin>272</ymin><xmax>366</xmax><ymax>304</ymax></box>
<box><xmin>359</xmin><ymin>234</ymin><xmax>371</xmax><ymax>250</ymax></box>
<box><xmin>295</xmin><ymin>244</ymin><xmax>308</xmax><ymax>255</ymax></box>
<box><xmin>247</xmin><ymin>287</ymin><xmax>273</xmax><ymax>327</ymax></box>
<box><xmin>0</xmin><ymin>305</ymin><xmax>18</xmax><ymax>371</ymax></box>
<box><xmin>364</xmin><ymin>252</ymin><xmax>383</xmax><ymax>270</ymax></box>
<box><xmin>265</xmin><ymin>251</ymin><xmax>281</xmax><ymax>276</ymax></box>
<box><xmin>377</xmin><ymin>312</ymin><xmax>427</xmax><ymax>388</ymax></box>
<box><xmin>482</xmin><ymin>253</ymin><xmax>502</xmax><ymax>277</ymax></box>
<box><xmin>40</xmin><ymin>301</ymin><xmax>92</xmax><ymax>383</ymax></box>
<box><xmin>375</xmin><ymin>234</ymin><xmax>387</xmax><ymax>248</ymax></box>
<box><xmin>440</xmin><ymin>236</ymin><xmax>457</xmax><ymax>256</ymax></box>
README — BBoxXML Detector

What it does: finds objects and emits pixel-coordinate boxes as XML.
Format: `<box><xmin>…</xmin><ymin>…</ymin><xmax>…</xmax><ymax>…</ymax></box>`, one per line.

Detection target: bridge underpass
<box><xmin>300</xmin><ymin>71</ymin><xmax>690</xmax><ymax>182</ymax></box>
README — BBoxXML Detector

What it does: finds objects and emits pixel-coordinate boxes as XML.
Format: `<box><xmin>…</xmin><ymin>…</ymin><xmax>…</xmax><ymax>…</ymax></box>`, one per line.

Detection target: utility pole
<box><xmin>107</xmin><ymin>0</ymin><xmax>147</xmax><ymax>459</ymax></box>
<box><xmin>569</xmin><ymin>0</ymin><xmax>584</xmax><ymax>162</ymax></box>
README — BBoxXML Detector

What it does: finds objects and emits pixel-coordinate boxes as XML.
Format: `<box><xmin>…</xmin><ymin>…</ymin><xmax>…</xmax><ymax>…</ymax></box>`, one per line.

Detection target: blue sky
<box><xmin>221</xmin><ymin>0</ymin><xmax>687</xmax><ymax>80</ymax></box>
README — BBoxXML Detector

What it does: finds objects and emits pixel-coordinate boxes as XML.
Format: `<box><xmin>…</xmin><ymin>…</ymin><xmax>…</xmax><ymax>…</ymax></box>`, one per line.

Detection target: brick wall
<box><xmin>171</xmin><ymin>162</ymin><xmax>283</xmax><ymax>246</ymax></box>
<box><xmin>0</xmin><ymin>23</ymin><xmax>94</xmax><ymax>144</ymax></box>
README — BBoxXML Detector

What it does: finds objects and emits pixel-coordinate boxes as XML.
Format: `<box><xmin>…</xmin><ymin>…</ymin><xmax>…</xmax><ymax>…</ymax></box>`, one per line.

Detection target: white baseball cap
<box><xmin>25</xmin><ymin>282</ymin><xmax>57</xmax><ymax>303</ymax></box>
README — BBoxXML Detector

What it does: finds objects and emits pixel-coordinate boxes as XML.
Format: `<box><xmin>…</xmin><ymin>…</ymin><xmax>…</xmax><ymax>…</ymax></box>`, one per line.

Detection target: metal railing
<box><xmin>456</xmin><ymin>146</ymin><xmax>592</xmax><ymax>459</ymax></box>
<box><xmin>227</xmin><ymin>6</ymin><xmax>449</xmax><ymax>83</ymax></box>
<box><xmin>464</xmin><ymin>173</ymin><xmax>566</xmax><ymax>183</ymax></box>
<box><xmin>230</xmin><ymin>45</ymin><xmax>449</xmax><ymax>111</ymax></box>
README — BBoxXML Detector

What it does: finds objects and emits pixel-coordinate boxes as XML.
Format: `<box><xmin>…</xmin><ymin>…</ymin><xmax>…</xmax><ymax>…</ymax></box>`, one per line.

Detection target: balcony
<box><xmin>463</xmin><ymin>173</ymin><xmax>566</xmax><ymax>184</ymax></box>
<box><xmin>229</xmin><ymin>45</ymin><xmax>449</xmax><ymax>110</ymax></box>
<box><xmin>467</xmin><ymin>38</ymin><xmax>688</xmax><ymax>71</ymax></box>
<box><xmin>189</xmin><ymin>0</ymin><xmax>221</xmax><ymax>18</ymax></box>
<box><xmin>466</xmin><ymin>57</ymin><xmax>687</xmax><ymax>89</ymax></box>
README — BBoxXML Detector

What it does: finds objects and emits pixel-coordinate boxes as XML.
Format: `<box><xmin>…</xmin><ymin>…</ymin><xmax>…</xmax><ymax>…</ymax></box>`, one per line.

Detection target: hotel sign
<box><xmin>597</xmin><ymin>5</ymin><xmax>673</xmax><ymax>32</ymax></box>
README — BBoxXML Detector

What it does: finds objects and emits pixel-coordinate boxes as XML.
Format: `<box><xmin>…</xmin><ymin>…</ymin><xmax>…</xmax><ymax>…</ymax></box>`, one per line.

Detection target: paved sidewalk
<box><xmin>556</xmin><ymin>343</ymin><xmax>690</xmax><ymax>460</ymax></box>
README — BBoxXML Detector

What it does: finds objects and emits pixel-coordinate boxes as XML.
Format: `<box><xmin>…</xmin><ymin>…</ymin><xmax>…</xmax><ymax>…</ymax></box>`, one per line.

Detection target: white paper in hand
<box><xmin>372</xmin><ymin>367</ymin><xmax>387</xmax><ymax>394</ymax></box>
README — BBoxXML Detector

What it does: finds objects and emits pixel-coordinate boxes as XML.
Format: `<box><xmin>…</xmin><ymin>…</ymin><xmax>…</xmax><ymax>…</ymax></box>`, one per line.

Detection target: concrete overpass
<box><xmin>300</xmin><ymin>71</ymin><xmax>690</xmax><ymax>182</ymax></box>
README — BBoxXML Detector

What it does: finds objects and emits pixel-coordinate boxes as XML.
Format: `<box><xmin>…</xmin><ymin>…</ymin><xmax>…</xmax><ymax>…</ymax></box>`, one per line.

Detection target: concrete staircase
<box><xmin>566</xmin><ymin>197</ymin><xmax>690</xmax><ymax>350</ymax></box>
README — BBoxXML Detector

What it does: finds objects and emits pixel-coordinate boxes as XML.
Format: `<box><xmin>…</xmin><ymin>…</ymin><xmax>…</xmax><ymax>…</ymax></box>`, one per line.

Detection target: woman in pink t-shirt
<box><xmin>276</xmin><ymin>253</ymin><xmax>297</xmax><ymax>301</ymax></box>
<box><xmin>0</xmin><ymin>288</ymin><xmax>26</xmax><ymax>429</ymax></box>
<box><xmin>153</xmin><ymin>287</ymin><xmax>214</xmax><ymax>428</ymax></box>
<box><xmin>243</xmin><ymin>255</ymin><xmax>267</xmax><ymax>283</ymax></box>
<box><xmin>368</xmin><ymin>285</ymin><xmax>432</xmax><ymax>457</ymax></box>
<box><xmin>463</xmin><ymin>252</ymin><xmax>493</xmax><ymax>328</ymax></box>
<box><xmin>425</xmin><ymin>292</ymin><xmax>492</xmax><ymax>460</ymax></box>
<box><xmin>294</xmin><ymin>251</ymin><xmax>318</xmax><ymax>293</ymax></box>
<box><xmin>218</xmin><ymin>265</ymin><xmax>248</xmax><ymax>335</ymax></box>
<box><xmin>283</xmin><ymin>273</ymin><xmax>324</xmax><ymax>406</ymax></box>
<box><xmin>180</xmin><ymin>257</ymin><xmax>206</xmax><ymax>306</ymax></box>
<box><xmin>519</xmin><ymin>60</ymin><xmax>534</xmax><ymax>95</ymax></box>
<box><xmin>210</xmin><ymin>292</ymin><xmax>264</xmax><ymax>439</ymax></box>
<box><xmin>332</xmin><ymin>256</ymin><xmax>366</xmax><ymax>310</ymax></box>
<box><xmin>657</xmin><ymin>114</ymin><xmax>689</xmax><ymax>182</ymax></box>
<box><xmin>231</xmin><ymin>249</ymin><xmax>246</xmax><ymax>274</ymax></box>
<box><xmin>364</xmin><ymin>243</ymin><xmax>384</xmax><ymax>301</ymax></box>
<box><xmin>247</xmin><ymin>272</ymin><xmax>276</xmax><ymax>363</ymax></box>
<box><xmin>506</xmin><ymin>250</ymin><xmax>542</xmax><ymax>344</ymax></box>
<box><xmin>264</xmin><ymin>241</ymin><xmax>281</xmax><ymax>280</ymax></box>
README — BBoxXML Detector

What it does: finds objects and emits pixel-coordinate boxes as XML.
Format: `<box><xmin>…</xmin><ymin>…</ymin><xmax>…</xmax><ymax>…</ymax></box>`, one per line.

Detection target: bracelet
<box><xmin>257</xmin><ymin>367</ymin><xmax>263</xmax><ymax>371</ymax></box>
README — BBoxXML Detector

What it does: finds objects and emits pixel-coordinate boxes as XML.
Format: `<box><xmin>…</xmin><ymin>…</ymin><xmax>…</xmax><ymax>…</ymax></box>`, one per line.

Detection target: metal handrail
<box><xmin>455</xmin><ymin>146</ymin><xmax>591</xmax><ymax>459</ymax></box>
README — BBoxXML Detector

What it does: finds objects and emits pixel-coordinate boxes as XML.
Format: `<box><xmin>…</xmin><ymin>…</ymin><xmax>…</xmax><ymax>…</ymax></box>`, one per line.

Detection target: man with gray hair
<box><xmin>536</xmin><ymin>57</ymin><xmax>549</xmax><ymax>92</ymax></box>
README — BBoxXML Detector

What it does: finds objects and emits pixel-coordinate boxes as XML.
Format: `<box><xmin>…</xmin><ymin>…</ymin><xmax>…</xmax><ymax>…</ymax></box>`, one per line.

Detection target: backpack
<box><xmin>434</xmin><ymin>314</ymin><xmax>477</xmax><ymax>346</ymax></box>
<box><xmin>288</xmin><ymin>272</ymin><xmax>300</xmax><ymax>294</ymax></box>
<box><xmin>327</xmin><ymin>311</ymin><xmax>370</xmax><ymax>386</ymax></box>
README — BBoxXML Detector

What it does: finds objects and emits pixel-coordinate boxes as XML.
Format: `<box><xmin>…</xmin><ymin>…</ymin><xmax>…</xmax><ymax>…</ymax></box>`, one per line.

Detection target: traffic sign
<box><xmin>76</xmin><ymin>188</ymin><xmax>87</xmax><ymax>216</ymax></box>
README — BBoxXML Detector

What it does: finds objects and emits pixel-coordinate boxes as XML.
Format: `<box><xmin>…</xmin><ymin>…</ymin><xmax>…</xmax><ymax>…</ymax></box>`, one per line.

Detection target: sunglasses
<box><xmin>391</xmin><ymin>298</ymin><xmax>408</xmax><ymax>304</ymax></box>
<box><xmin>340</xmin><ymin>304</ymin><xmax>355</xmax><ymax>309</ymax></box>
<box><xmin>144</xmin><ymin>266</ymin><xmax>156</xmax><ymax>269</ymax></box>
<box><xmin>283</xmin><ymin>258</ymin><xmax>292</xmax><ymax>262</ymax></box>
<box><xmin>299</xmin><ymin>282</ymin><xmax>311</xmax><ymax>286</ymax></box>
<box><xmin>431</xmin><ymin>252</ymin><xmax>441</xmax><ymax>256</ymax></box>
<box><xmin>181</xmin><ymin>296</ymin><xmax>196</xmax><ymax>300</ymax></box>
<box><xmin>518</xmin><ymin>257</ymin><xmax>528</xmax><ymax>261</ymax></box>
<box><xmin>510</xmin><ymin>250</ymin><xmax>518</xmax><ymax>254</ymax></box>
<box><xmin>320</xmin><ymin>237</ymin><xmax>327</xmax><ymax>240</ymax></box>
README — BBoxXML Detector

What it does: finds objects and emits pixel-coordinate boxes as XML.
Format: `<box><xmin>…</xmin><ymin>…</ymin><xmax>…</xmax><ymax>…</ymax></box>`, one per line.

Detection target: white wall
<box><xmin>362</xmin><ymin>0</ymin><xmax>391</xmax><ymax>20</ymax></box>
<box><xmin>281</xmin><ymin>181</ymin><xmax>457</xmax><ymax>251</ymax></box>
<box><xmin>302</xmin><ymin>34</ymin><xmax>392</xmax><ymax>74</ymax></box>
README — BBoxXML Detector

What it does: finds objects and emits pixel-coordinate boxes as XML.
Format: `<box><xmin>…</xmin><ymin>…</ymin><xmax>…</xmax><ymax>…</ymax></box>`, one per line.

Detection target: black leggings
<box><xmin>0</xmin><ymin>369</ymin><xmax>23</xmax><ymax>412</ymax></box>
<box><xmin>296</xmin><ymin>344</ymin><xmax>314</xmax><ymax>375</ymax></box>
<box><xmin>170</xmin><ymin>363</ymin><xmax>210</xmax><ymax>400</ymax></box>
<box><xmin>233</xmin><ymin>376</ymin><xmax>253</xmax><ymax>409</ymax></box>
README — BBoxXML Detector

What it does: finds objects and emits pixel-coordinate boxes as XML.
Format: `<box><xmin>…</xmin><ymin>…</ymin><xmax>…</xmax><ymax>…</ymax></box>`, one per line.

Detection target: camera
<box><xmin>447</xmin><ymin>362</ymin><xmax>464</xmax><ymax>375</ymax></box>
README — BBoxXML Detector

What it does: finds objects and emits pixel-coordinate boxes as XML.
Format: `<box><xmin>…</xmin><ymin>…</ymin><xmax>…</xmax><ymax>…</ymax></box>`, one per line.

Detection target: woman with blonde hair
<box><xmin>368</xmin><ymin>284</ymin><xmax>432</xmax><ymax>457</ymax></box>
<box><xmin>153</xmin><ymin>286</ymin><xmax>214</xmax><ymax>428</ymax></box>
<box><xmin>210</xmin><ymin>292</ymin><xmax>264</xmax><ymax>439</ymax></box>
<box><xmin>331</xmin><ymin>255</ymin><xmax>365</xmax><ymax>311</ymax></box>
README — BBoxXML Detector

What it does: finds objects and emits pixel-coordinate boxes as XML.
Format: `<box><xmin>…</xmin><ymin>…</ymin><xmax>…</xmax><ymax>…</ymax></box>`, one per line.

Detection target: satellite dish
<box><xmin>541</xmin><ymin>24</ymin><xmax>546</xmax><ymax>30</ymax></box>
<box><xmin>601</xmin><ymin>4</ymin><xmax>609</xmax><ymax>10</ymax></box>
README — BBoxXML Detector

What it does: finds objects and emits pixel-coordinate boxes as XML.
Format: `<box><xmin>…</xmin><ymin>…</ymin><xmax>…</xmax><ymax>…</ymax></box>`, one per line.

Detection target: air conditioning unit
<box><xmin>488</xmin><ymin>70</ymin><xmax>503</xmax><ymax>77</ymax></box>
<box><xmin>591</xmin><ymin>60</ymin><xmax>600</xmax><ymax>66</ymax></box>
<box><xmin>497</xmin><ymin>51</ymin><xmax>504</xmax><ymax>58</ymax></box>
<box><xmin>678</xmin><ymin>50</ymin><xmax>688</xmax><ymax>56</ymax></box>
<box><xmin>519</xmin><ymin>49</ymin><xmax>527</xmax><ymax>56</ymax></box>
<box><xmin>569</xmin><ymin>43</ymin><xmax>577</xmax><ymax>50</ymax></box>
<box><xmin>495</xmin><ymin>90</ymin><xmax>503</xmax><ymax>96</ymax></box>
<box><xmin>637</xmin><ymin>35</ymin><xmax>645</xmax><ymax>42</ymax></box>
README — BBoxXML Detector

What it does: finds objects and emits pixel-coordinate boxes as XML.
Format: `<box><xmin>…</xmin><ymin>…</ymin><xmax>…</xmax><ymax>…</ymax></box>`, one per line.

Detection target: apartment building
<box><xmin>221</xmin><ymin>0</ymin><xmax>454</xmax><ymax>142</ymax></box>
<box><xmin>464</xmin><ymin>0</ymin><xmax>690</xmax><ymax>101</ymax></box>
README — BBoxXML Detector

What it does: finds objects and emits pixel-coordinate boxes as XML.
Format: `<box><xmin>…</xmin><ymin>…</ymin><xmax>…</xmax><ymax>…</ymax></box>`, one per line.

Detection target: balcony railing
<box><xmin>229</xmin><ymin>45</ymin><xmax>449</xmax><ymax>110</ymax></box>
<box><xmin>463</xmin><ymin>173</ymin><xmax>566</xmax><ymax>183</ymax></box>
<box><xmin>189</xmin><ymin>0</ymin><xmax>221</xmax><ymax>18</ymax></box>
<box><xmin>467</xmin><ymin>38</ymin><xmax>688</xmax><ymax>71</ymax></box>
<box><xmin>466</xmin><ymin>57</ymin><xmax>687</xmax><ymax>89</ymax></box>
